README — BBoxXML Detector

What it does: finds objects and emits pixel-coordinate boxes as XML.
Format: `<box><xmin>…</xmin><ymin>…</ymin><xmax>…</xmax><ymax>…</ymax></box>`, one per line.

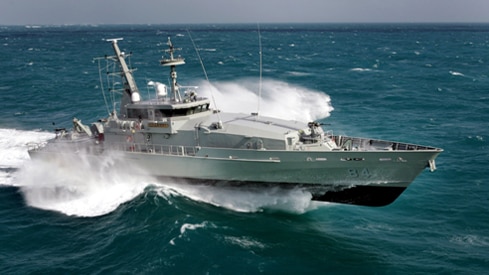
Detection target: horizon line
<box><xmin>2</xmin><ymin>21</ymin><xmax>489</xmax><ymax>27</ymax></box>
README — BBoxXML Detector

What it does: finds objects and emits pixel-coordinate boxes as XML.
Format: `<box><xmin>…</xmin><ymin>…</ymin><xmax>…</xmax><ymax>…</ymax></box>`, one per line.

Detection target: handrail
<box><xmin>107</xmin><ymin>142</ymin><xmax>200</xmax><ymax>156</ymax></box>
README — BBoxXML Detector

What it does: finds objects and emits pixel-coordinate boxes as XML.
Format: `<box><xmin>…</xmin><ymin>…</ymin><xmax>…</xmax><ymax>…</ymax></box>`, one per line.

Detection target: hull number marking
<box><xmin>348</xmin><ymin>168</ymin><xmax>371</xmax><ymax>178</ymax></box>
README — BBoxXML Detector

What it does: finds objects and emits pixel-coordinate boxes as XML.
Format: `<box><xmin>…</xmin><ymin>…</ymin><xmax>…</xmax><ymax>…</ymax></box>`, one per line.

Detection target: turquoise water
<box><xmin>0</xmin><ymin>24</ymin><xmax>488</xmax><ymax>273</ymax></box>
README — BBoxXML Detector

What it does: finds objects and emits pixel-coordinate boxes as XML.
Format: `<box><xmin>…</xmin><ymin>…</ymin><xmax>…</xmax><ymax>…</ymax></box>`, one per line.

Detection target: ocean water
<box><xmin>0</xmin><ymin>23</ymin><xmax>488</xmax><ymax>273</ymax></box>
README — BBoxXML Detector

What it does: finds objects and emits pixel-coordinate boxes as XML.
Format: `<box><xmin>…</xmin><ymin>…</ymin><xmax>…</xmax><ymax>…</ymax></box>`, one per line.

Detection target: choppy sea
<box><xmin>0</xmin><ymin>24</ymin><xmax>488</xmax><ymax>273</ymax></box>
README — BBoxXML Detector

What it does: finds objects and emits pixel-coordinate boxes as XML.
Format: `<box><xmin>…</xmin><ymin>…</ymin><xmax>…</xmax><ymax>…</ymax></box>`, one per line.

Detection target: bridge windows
<box><xmin>127</xmin><ymin>104</ymin><xmax>210</xmax><ymax>119</ymax></box>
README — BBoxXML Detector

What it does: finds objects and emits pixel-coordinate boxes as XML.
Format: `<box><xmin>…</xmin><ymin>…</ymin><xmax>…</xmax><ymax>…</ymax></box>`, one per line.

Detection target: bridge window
<box><xmin>127</xmin><ymin>108</ymin><xmax>148</xmax><ymax>119</ymax></box>
<box><xmin>128</xmin><ymin>104</ymin><xmax>210</xmax><ymax>119</ymax></box>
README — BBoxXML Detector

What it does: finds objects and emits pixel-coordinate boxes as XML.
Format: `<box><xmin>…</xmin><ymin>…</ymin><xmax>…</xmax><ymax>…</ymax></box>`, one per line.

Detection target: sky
<box><xmin>0</xmin><ymin>0</ymin><xmax>488</xmax><ymax>25</ymax></box>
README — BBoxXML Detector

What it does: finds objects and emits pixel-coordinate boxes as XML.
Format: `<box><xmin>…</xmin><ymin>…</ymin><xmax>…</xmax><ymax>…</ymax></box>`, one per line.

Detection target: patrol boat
<box><xmin>28</xmin><ymin>37</ymin><xmax>443</xmax><ymax>207</ymax></box>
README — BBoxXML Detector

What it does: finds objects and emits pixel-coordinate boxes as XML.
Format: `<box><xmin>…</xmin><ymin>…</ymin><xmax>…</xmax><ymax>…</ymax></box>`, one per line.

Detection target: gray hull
<box><xmin>29</xmin><ymin>142</ymin><xmax>441</xmax><ymax>206</ymax></box>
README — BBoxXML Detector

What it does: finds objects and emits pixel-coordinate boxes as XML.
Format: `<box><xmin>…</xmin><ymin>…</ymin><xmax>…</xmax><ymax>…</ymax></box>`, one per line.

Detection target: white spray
<box><xmin>198</xmin><ymin>78</ymin><xmax>334</xmax><ymax>122</ymax></box>
<box><xmin>15</xmin><ymin>151</ymin><xmax>150</xmax><ymax>217</ymax></box>
<box><xmin>0</xmin><ymin>129</ymin><xmax>149</xmax><ymax>217</ymax></box>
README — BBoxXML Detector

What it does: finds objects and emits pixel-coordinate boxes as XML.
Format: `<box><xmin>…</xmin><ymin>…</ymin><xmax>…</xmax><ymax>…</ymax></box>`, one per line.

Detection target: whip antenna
<box><xmin>187</xmin><ymin>30</ymin><xmax>221</xmax><ymax>123</ymax></box>
<box><xmin>96</xmin><ymin>58</ymin><xmax>111</xmax><ymax>116</ymax></box>
<box><xmin>257</xmin><ymin>23</ymin><xmax>263</xmax><ymax>116</ymax></box>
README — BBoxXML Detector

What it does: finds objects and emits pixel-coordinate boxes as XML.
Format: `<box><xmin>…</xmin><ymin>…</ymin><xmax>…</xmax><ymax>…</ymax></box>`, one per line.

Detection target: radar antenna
<box><xmin>160</xmin><ymin>37</ymin><xmax>186</xmax><ymax>102</ymax></box>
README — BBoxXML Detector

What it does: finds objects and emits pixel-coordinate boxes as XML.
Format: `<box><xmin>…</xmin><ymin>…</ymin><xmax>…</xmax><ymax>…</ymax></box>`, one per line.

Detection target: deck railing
<box><xmin>334</xmin><ymin>136</ymin><xmax>439</xmax><ymax>151</ymax></box>
<box><xmin>29</xmin><ymin>141</ymin><xmax>202</xmax><ymax>157</ymax></box>
<box><xmin>108</xmin><ymin>142</ymin><xmax>200</xmax><ymax>156</ymax></box>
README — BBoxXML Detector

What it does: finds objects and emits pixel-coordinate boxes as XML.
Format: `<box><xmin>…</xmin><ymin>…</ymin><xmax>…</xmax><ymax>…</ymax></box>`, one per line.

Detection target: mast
<box><xmin>106</xmin><ymin>38</ymin><xmax>141</xmax><ymax>117</ymax></box>
<box><xmin>160</xmin><ymin>37</ymin><xmax>185</xmax><ymax>102</ymax></box>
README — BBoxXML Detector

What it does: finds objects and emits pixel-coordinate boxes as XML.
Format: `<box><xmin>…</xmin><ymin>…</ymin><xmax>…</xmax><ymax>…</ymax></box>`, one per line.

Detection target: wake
<box><xmin>0</xmin><ymin>128</ymin><xmax>54</xmax><ymax>186</ymax></box>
